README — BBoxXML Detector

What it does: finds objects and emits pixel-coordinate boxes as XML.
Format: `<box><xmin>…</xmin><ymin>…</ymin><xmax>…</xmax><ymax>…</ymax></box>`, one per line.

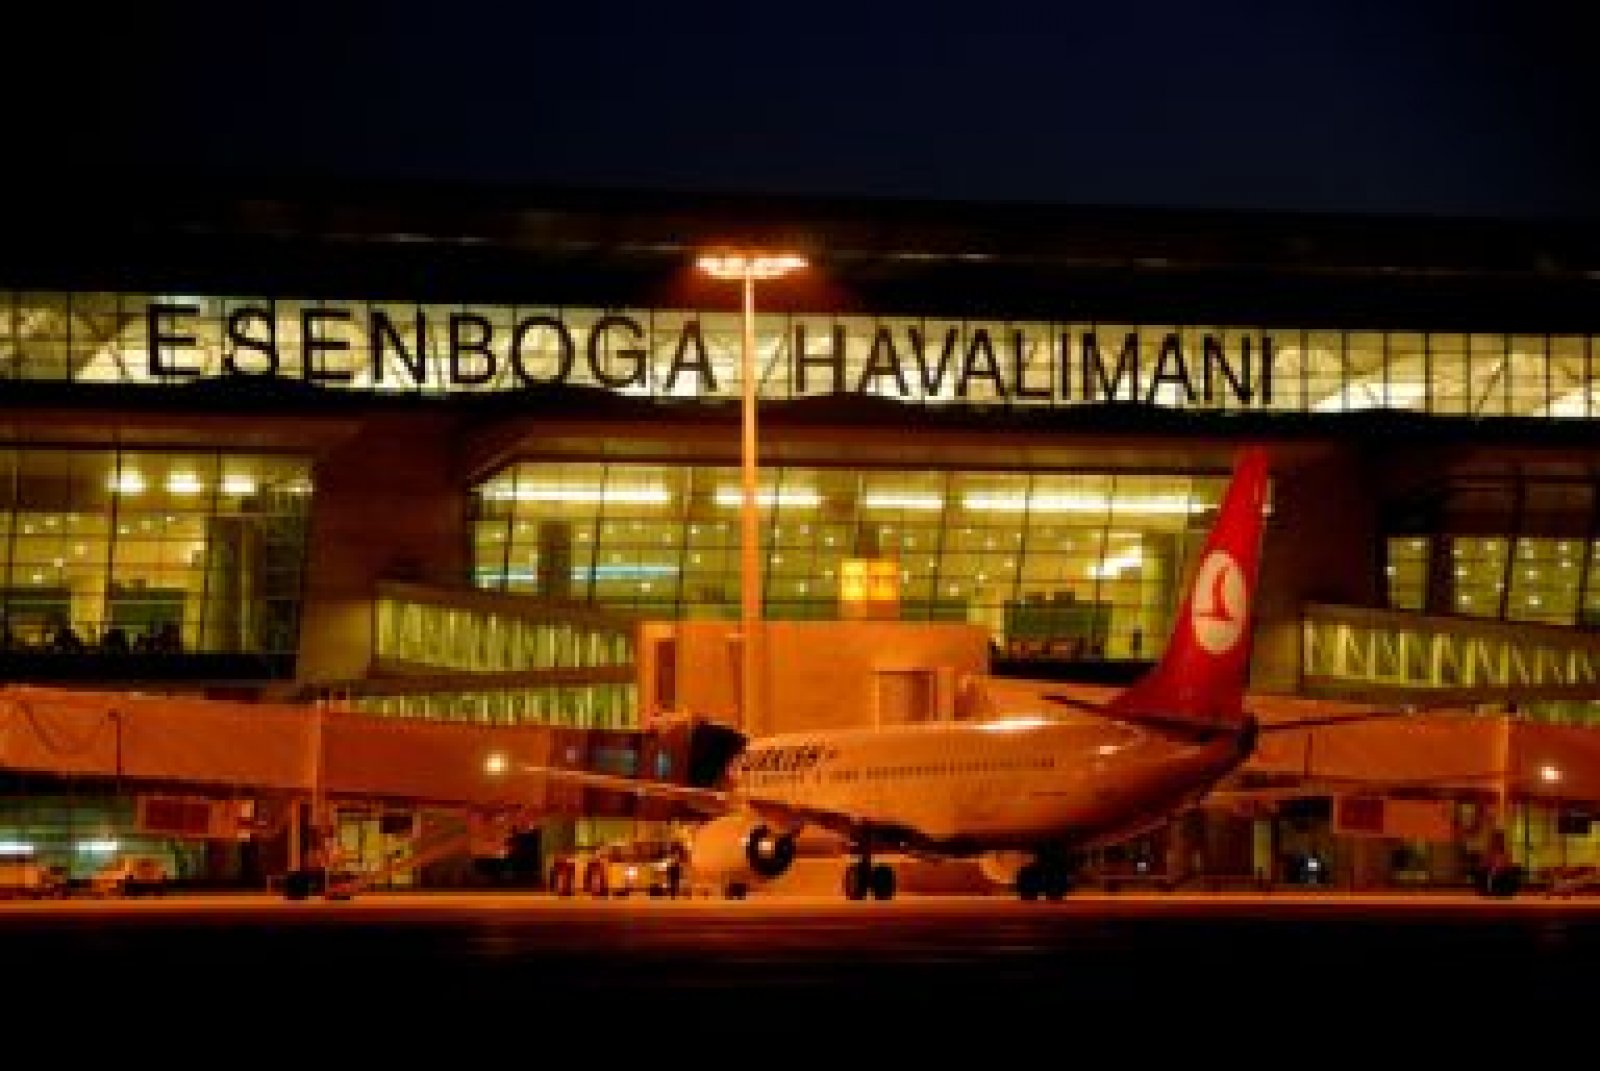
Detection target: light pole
<box><xmin>695</xmin><ymin>251</ymin><xmax>806</xmax><ymax>736</ymax></box>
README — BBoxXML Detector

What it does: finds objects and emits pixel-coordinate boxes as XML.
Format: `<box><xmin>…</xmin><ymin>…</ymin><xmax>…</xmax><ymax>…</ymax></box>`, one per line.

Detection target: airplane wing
<box><xmin>1042</xmin><ymin>692</ymin><xmax>1407</xmax><ymax>734</ymax></box>
<box><xmin>1206</xmin><ymin>759</ymin><xmax>1508</xmax><ymax>820</ymax></box>
<box><xmin>516</xmin><ymin>765</ymin><xmax>931</xmax><ymax>851</ymax></box>
<box><xmin>1040</xmin><ymin>692</ymin><xmax>1116</xmax><ymax>716</ymax></box>
<box><xmin>1219</xmin><ymin>768</ymin><xmax>1505</xmax><ymax>793</ymax></box>
<box><xmin>514</xmin><ymin>766</ymin><xmax>734</xmax><ymax>818</ymax></box>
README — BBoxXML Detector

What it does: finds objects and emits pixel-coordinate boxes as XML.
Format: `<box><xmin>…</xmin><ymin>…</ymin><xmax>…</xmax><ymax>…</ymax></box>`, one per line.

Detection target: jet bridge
<box><xmin>0</xmin><ymin>683</ymin><xmax>573</xmax><ymax>809</ymax></box>
<box><xmin>0</xmin><ymin>683</ymin><xmax>739</xmax><ymax>824</ymax></box>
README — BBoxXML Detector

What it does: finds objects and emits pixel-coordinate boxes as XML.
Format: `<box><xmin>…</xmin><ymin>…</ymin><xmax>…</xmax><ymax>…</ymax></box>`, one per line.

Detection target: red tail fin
<box><xmin>1107</xmin><ymin>446</ymin><xmax>1271</xmax><ymax>733</ymax></box>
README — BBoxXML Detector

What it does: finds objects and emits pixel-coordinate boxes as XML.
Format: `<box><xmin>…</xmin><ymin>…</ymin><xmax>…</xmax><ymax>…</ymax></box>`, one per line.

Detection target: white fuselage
<box><xmin>724</xmin><ymin>713</ymin><xmax>1247</xmax><ymax>853</ymax></box>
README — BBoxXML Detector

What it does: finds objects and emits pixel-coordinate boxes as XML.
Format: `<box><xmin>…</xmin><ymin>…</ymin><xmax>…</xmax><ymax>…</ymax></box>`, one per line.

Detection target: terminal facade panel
<box><xmin>0</xmin><ymin>188</ymin><xmax>1597</xmax><ymax>891</ymax></box>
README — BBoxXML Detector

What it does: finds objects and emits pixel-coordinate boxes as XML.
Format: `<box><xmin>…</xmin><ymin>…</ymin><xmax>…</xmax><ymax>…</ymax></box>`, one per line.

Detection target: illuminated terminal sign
<box><xmin>0</xmin><ymin>292</ymin><xmax>1284</xmax><ymax>409</ymax></box>
<box><xmin>10</xmin><ymin>291</ymin><xmax>1594</xmax><ymax>418</ymax></box>
<box><xmin>144</xmin><ymin>300</ymin><xmax>1273</xmax><ymax>407</ymax></box>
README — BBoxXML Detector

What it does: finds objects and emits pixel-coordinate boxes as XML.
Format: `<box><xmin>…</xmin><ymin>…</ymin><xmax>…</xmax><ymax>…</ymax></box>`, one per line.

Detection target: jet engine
<box><xmin>687</xmin><ymin>815</ymin><xmax>798</xmax><ymax>897</ymax></box>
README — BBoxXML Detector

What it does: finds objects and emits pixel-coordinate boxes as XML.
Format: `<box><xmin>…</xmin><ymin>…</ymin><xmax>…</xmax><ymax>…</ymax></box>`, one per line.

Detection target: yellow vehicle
<box><xmin>88</xmin><ymin>855</ymin><xmax>170</xmax><ymax>897</ymax></box>
<box><xmin>549</xmin><ymin>838</ymin><xmax>686</xmax><ymax>898</ymax></box>
<box><xmin>0</xmin><ymin>861</ymin><xmax>69</xmax><ymax>899</ymax></box>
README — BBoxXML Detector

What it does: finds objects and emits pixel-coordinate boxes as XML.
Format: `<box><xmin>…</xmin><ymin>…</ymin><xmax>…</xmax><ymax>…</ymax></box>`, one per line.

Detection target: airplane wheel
<box><xmin>282</xmin><ymin>870</ymin><xmax>313</xmax><ymax>900</ymax></box>
<box><xmin>1042</xmin><ymin>869</ymin><xmax>1071</xmax><ymax>901</ymax></box>
<box><xmin>843</xmin><ymin>862</ymin><xmax>871</xmax><ymax>900</ymax></box>
<box><xmin>724</xmin><ymin>882</ymin><xmax>748</xmax><ymax>900</ymax></box>
<box><xmin>870</xmin><ymin>863</ymin><xmax>896</xmax><ymax>900</ymax></box>
<box><xmin>1015</xmin><ymin>863</ymin><xmax>1042</xmax><ymax>901</ymax></box>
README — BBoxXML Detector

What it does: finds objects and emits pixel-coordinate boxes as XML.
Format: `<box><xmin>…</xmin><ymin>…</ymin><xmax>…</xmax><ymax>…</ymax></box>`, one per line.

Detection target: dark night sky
<box><xmin>13</xmin><ymin>1</ymin><xmax>1599</xmax><ymax>219</ymax></box>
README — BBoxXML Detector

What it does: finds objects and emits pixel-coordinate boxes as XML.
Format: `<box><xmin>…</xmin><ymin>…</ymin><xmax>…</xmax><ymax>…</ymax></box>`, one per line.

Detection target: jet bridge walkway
<box><xmin>0</xmin><ymin>683</ymin><xmax>589</xmax><ymax>813</ymax></box>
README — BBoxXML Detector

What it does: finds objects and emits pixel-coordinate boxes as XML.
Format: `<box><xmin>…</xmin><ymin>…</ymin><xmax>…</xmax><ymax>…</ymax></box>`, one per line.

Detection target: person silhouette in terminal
<box><xmin>48</xmin><ymin>615</ymin><xmax>85</xmax><ymax>653</ymax></box>
<box><xmin>666</xmin><ymin>840</ymin><xmax>687</xmax><ymax>899</ymax></box>
<box><xmin>156</xmin><ymin>621</ymin><xmax>182</xmax><ymax>652</ymax></box>
<box><xmin>101</xmin><ymin>626</ymin><xmax>130</xmax><ymax>655</ymax></box>
<box><xmin>138</xmin><ymin>620</ymin><xmax>181</xmax><ymax>653</ymax></box>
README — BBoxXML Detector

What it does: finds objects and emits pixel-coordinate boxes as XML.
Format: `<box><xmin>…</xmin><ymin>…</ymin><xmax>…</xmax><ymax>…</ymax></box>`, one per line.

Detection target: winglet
<box><xmin>1106</xmin><ymin>446</ymin><xmax>1271</xmax><ymax>734</ymax></box>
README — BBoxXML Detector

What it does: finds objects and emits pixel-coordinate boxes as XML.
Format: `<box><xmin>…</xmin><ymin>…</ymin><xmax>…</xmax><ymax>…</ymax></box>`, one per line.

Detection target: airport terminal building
<box><xmin>2</xmin><ymin>184</ymin><xmax>1599</xmax><ymax>891</ymax></box>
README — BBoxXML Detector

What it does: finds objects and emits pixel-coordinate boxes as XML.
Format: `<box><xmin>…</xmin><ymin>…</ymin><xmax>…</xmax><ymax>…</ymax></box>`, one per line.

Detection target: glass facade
<box><xmin>1384</xmin><ymin>471</ymin><xmax>1600</xmax><ymax>629</ymax></box>
<box><xmin>4</xmin><ymin>229</ymin><xmax>1598</xmax><ymax>900</ymax></box>
<box><xmin>0</xmin><ymin>447</ymin><xmax>312</xmax><ymax>657</ymax></box>
<box><xmin>374</xmin><ymin>595</ymin><xmax>635</xmax><ymax>674</ymax></box>
<box><xmin>350</xmin><ymin>686</ymin><xmax>636</xmax><ymax>729</ymax></box>
<box><xmin>471</xmin><ymin>462</ymin><xmax>1235</xmax><ymax>659</ymax></box>
<box><xmin>1388</xmin><ymin>535</ymin><xmax>1597</xmax><ymax>627</ymax></box>
<box><xmin>2</xmin><ymin>290</ymin><xmax>1596</xmax><ymax>419</ymax></box>
<box><xmin>365</xmin><ymin>593</ymin><xmax>637</xmax><ymax>728</ymax></box>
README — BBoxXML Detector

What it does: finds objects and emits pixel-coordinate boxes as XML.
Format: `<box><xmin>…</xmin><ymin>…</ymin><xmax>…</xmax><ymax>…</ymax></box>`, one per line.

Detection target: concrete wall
<box><xmin>1252</xmin><ymin>451</ymin><xmax>1382</xmax><ymax>694</ymax></box>
<box><xmin>297</xmin><ymin>415</ymin><xmax>466</xmax><ymax>683</ymax></box>
<box><xmin>664</xmin><ymin>619</ymin><xmax>991</xmax><ymax>736</ymax></box>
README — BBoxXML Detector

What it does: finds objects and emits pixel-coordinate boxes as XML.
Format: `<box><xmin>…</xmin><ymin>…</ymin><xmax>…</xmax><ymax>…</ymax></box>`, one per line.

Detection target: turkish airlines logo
<box><xmin>1191</xmin><ymin>550</ymin><xmax>1247</xmax><ymax>655</ymax></box>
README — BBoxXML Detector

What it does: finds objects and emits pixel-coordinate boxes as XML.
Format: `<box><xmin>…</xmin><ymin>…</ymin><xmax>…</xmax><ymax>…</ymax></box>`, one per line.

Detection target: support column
<box><xmin>287</xmin><ymin>799</ymin><xmax>303</xmax><ymax>873</ymax></box>
<box><xmin>296</xmin><ymin>414</ymin><xmax>465</xmax><ymax>682</ymax></box>
<box><xmin>1252</xmin><ymin>450</ymin><xmax>1382</xmax><ymax>694</ymax></box>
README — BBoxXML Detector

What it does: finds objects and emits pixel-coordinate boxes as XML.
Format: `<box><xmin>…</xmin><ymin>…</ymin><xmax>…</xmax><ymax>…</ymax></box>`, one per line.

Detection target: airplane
<box><xmin>518</xmin><ymin>444</ymin><xmax>1296</xmax><ymax>901</ymax></box>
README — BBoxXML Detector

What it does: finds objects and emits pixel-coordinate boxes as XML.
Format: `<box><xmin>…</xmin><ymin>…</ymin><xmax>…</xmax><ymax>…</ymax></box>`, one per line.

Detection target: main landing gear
<box><xmin>1014</xmin><ymin>848</ymin><xmax>1080</xmax><ymax>901</ymax></box>
<box><xmin>842</xmin><ymin>831</ymin><xmax>896</xmax><ymax>901</ymax></box>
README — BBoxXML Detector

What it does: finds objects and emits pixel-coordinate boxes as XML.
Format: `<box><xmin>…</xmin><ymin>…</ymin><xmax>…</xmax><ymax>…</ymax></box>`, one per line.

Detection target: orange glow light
<box><xmin>840</xmin><ymin>558</ymin><xmax>900</xmax><ymax>604</ymax></box>
<box><xmin>696</xmin><ymin>252</ymin><xmax>808</xmax><ymax>281</ymax></box>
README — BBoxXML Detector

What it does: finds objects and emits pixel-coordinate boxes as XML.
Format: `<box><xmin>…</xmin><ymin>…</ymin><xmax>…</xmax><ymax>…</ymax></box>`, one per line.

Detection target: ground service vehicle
<box><xmin>0</xmin><ymin>861</ymin><xmax>69</xmax><ymax>899</ymax></box>
<box><xmin>549</xmin><ymin>838</ymin><xmax>685</xmax><ymax>898</ymax></box>
<box><xmin>88</xmin><ymin>856</ymin><xmax>170</xmax><ymax>896</ymax></box>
